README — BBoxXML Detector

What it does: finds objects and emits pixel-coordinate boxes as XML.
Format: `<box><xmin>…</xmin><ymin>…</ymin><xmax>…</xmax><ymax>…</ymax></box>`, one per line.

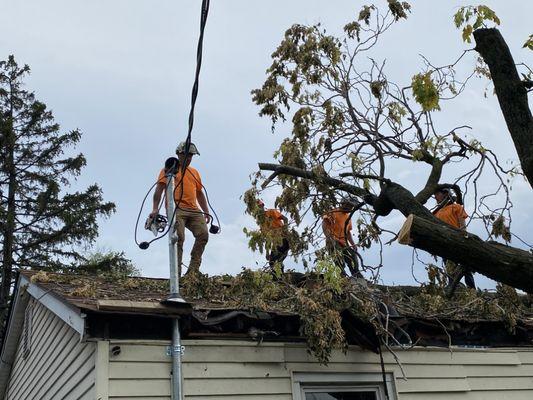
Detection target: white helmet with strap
<box><xmin>176</xmin><ymin>141</ymin><xmax>200</xmax><ymax>155</ymax></box>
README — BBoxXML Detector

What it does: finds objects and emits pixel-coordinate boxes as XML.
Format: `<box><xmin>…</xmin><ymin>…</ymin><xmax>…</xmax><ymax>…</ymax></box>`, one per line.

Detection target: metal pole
<box><xmin>165</xmin><ymin>172</ymin><xmax>185</xmax><ymax>400</ymax></box>
<box><xmin>165</xmin><ymin>172</ymin><xmax>186</xmax><ymax>302</ymax></box>
<box><xmin>171</xmin><ymin>319</ymin><xmax>183</xmax><ymax>400</ymax></box>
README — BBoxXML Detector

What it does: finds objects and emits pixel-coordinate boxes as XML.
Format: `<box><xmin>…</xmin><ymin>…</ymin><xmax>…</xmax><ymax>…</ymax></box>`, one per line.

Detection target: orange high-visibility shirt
<box><xmin>157</xmin><ymin>167</ymin><xmax>202</xmax><ymax>210</ymax></box>
<box><xmin>434</xmin><ymin>204</ymin><xmax>468</xmax><ymax>229</ymax></box>
<box><xmin>264</xmin><ymin>209</ymin><xmax>284</xmax><ymax>230</ymax></box>
<box><xmin>322</xmin><ymin>209</ymin><xmax>352</xmax><ymax>246</ymax></box>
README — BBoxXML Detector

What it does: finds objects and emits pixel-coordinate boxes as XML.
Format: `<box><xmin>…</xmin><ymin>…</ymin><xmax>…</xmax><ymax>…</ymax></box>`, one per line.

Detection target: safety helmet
<box><xmin>434</xmin><ymin>187</ymin><xmax>452</xmax><ymax>196</ymax></box>
<box><xmin>175</xmin><ymin>141</ymin><xmax>200</xmax><ymax>156</ymax></box>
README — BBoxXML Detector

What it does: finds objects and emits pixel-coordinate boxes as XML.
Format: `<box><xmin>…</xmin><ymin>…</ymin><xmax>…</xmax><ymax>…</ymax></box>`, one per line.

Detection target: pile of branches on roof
<box><xmin>29</xmin><ymin>267</ymin><xmax>532</xmax><ymax>364</ymax></box>
<box><xmin>179</xmin><ymin>267</ymin><xmax>531</xmax><ymax>360</ymax></box>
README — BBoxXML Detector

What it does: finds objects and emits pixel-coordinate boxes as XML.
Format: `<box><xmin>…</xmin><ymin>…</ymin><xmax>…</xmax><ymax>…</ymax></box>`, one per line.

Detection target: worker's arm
<box><xmin>150</xmin><ymin>183</ymin><xmax>166</xmax><ymax>217</ymax></box>
<box><xmin>197</xmin><ymin>190</ymin><xmax>210</xmax><ymax>223</ymax></box>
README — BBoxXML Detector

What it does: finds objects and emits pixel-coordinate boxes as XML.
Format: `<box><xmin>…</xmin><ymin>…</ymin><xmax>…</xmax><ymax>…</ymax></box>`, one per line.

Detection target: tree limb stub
<box><xmin>474</xmin><ymin>28</ymin><xmax>533</xmax><ymax>187</ymax></box>
<box><xmin>399</xmin><ymin>214</ymin><xmax>533</xmax><ymax>293</ymax></box>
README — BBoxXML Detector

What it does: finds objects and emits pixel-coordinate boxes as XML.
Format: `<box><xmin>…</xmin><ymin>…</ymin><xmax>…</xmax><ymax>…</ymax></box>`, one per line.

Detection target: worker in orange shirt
<box><xmin>150</xmin><ymin>142</ymin><xmax>210</xmax><ymax>277</ymax></box>
<box><xmin>433</xmin><ymin>187</ymin><xmax>475</xmax><ymax>289</ymax></box>
<box><xmin>322</xmin><ymin>201</ymin><xmax>361</xmax><ymax>278</ymax></box>
<box><xmin>257</xmin><ymin>200</ymin><xmax>289</xmax><ymax>272</ymax></box>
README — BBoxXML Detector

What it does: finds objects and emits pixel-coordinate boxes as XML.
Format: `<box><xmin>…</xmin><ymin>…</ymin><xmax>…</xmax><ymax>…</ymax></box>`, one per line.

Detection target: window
<box><xmin>303</xmin><ymin>387</ymin><xmax>380</xmax><ymax>400</ymax></box>
<box><xmin>292</xmin><ymin>372</ymin><xmax>397</xmax><ymax>400</ymax></box>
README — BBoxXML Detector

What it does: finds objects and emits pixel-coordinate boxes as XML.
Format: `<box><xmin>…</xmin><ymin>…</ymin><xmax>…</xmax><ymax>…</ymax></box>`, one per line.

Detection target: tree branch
<box><xmin>258</xmin><ymin>163</ymin><xmax>371</xmax><ymax>199</ymax></box>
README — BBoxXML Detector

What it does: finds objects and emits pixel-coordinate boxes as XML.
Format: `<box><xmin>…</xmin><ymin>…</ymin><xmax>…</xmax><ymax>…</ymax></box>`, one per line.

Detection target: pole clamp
<box><xmin>166</xmin><ymin>345</ymin><xmax>185</xmax><ymax>356</ymax></box>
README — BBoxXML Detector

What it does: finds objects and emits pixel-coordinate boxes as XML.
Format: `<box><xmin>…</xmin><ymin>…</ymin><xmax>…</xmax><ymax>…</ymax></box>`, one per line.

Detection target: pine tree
<box><xmin>0</xmin><ymin>55</ymin><xmax>116</xmax><ymax>323</ymax></box>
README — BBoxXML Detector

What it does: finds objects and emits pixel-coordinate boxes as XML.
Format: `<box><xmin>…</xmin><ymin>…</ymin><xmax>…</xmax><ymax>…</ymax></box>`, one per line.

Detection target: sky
<box><xmin>1</xmin><ymin>0</ymin><xmax>531</xmax><ymax>288</ymax></box>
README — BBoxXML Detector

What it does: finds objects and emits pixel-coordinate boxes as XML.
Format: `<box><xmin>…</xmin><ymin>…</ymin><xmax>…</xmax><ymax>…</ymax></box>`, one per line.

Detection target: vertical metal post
<box><xmin>165</xmin><ymin>172</ymin><xmax>184</xmax><ymax>400</ymax></box>
<box><xmin>171</xmin><ymin>320</ymin><xmax>183</xmax><ymax>400</ymax></box>
<box><xmin>166</xmin><ymin>172</ymin><xmax>179</xmax><ymax>298</ymax></box>
<box><xmin>165</xmin><ymin>173</ymin><xmax>186</xmax><ymax>303</ymax></box>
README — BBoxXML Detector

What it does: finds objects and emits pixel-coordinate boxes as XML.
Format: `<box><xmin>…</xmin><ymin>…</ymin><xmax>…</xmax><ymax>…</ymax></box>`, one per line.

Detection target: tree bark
<box><xmin>398</xmin><ymin>214</ymin><xmax>533</xmax><ymax>293</ymax></box>
<box><xmin>474</xmin><ymin>28</ymin><xmax>533</xmax><ymax>187</ymax></box>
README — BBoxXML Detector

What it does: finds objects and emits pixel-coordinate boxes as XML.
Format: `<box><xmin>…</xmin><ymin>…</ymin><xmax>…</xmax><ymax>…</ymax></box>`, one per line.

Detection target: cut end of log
<box><xmin>397</xmin><ymin>214</ymin><xmax>414</xmax><ymax>245</ymax></box>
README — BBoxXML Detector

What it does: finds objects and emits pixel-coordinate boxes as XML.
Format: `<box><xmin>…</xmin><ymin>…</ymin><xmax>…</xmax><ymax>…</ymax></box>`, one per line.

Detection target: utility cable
<box><xmin>135</xmin><ymin>0</ymin><xmax>220</xmax><ymax>249</ymax></box>
<box><xmin>174</xmin><ymin>0</ymin><xmax>211</xmax><ymax>212</ymax></box>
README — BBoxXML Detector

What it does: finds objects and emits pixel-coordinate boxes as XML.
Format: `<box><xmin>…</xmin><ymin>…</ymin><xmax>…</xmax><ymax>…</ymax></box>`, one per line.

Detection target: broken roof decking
<box><xmin>15</xmin><ymin>270</ymin><xmax>533</xmax><ymax>350</ymax></box>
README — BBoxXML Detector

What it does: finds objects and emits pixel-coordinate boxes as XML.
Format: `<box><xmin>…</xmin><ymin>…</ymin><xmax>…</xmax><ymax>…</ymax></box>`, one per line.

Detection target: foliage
<box><xmin>246</xmin><ymin>2</ymin><xmax>520</xmax><ymax>280</ymax></box>
<box><xmin>411</xmin><ymin>72</ymin><xmax>440</xmax><ymax>111</ymax></box>
<box><xmin>65</xmin><ymin>250</ymin><xmax>139</xmax><ymax>279</ymax></box>
<box><xmin>491</xmin><ymin>215</ymin><xmax>511</xmax><ymax>243</ymax></box>
<box><xmin>32</xmin><ymin>267</ymin><xmax>531</xmax><ymax>363</ymax></box>
<box><xmin>453</xmin><ymin>5</ymin><xmax>500</xmax><ymax>43</ymax></box>
<box><xmin>523</xmin><ymin>35</ymin><xmax>533</xmax><ymax>50</ymax></box>
<box><xmin>0</xmin><ymin>56</ymin><xmax>116</xmax><ymax>322</ymax></box>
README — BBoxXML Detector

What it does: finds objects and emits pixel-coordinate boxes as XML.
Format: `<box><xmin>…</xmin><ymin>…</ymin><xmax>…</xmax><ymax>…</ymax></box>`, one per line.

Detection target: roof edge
<box><xmin>0</xmin><ymin>273</ymin><xmax>30</xmax><ymax>400</ymax></box>
<box><xmin>21</xmin><ymin>274</ymin><xmax>85</xmax><ymax>336</ymax></box>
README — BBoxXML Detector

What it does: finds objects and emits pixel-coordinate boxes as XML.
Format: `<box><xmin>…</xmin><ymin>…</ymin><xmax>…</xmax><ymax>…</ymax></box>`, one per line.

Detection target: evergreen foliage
<box><xmin>0</xmin><ymin>56</ymin><xmax>123</xmax><ymax>325</ymax></box>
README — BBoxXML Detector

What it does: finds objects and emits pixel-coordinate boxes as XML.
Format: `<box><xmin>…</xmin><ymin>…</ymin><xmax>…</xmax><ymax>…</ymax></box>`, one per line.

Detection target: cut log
<box><xmin>398</xmin><ymin>214</ymin><xmax>533</xmax><ymax>293</ymax></box>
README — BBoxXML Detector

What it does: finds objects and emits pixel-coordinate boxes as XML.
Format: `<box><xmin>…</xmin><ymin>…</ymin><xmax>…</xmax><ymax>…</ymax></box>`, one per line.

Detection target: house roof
<box><xmin>2</xmin><ymin>269</ymin><xmax>532</xmax><ymax>350</ymax></box>
<box><xmin>0</xmin><ymin>267</ymin><xmax>528</xmax><ymax>400</ymax></box>
<box><xmin>1</xmin><ymin>268</ymin><xmax>532</xmax><ymax>396</ymax></box>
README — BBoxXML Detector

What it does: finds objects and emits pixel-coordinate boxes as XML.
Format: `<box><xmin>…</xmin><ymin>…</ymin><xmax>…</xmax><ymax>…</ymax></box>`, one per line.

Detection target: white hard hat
<box><xmin>176</xmin><ymin>141</ymin><xmax>200</xmax><ymax>156</ymax></box>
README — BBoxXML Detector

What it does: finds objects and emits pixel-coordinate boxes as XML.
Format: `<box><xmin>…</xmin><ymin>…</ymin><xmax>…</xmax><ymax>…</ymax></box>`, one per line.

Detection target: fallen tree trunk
<box><xmin>398</xmin><ymin>214</ymin><xmax>533</xmax><ymax>293</ymax></box>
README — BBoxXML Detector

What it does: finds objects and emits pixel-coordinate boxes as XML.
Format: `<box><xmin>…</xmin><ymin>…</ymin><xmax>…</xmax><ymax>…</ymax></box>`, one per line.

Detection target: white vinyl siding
<box><xmin>103</xmin><ymin>339</ymin><xmax>533</xmax><ymax>399</ymax></box>
<box><xmin>5</xmin><ymin>299</ymin><xmax>95</xmax><ymax>400</ymax></box>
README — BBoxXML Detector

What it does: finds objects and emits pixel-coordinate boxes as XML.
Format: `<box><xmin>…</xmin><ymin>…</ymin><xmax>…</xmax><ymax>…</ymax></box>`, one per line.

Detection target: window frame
<box><xmin>291</xmin><ymin>372</ymin><xmax>397</xmax><ymax>400</ymax></box>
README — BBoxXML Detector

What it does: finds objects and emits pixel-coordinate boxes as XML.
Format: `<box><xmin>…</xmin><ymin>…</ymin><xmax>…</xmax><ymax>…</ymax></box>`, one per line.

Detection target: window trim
<box><xmin>291</xmin><ymin>372</ymin><xmax>397</xmax><ymax>400</ymax></box>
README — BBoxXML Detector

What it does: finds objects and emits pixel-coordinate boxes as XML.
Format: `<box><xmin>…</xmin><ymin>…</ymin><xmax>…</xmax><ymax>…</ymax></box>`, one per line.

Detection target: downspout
<box><xmin>165</xmin><ymin>172</ymin><xmax>185</xmax><ymax>400</ymax></box>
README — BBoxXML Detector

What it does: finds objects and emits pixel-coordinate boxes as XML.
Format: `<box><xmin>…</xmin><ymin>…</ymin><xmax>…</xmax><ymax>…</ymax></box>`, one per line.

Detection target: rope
<box><xmin>134</xmin><ymin>0</ymin><xmax>217</xmax><ymax>249</ymax></box>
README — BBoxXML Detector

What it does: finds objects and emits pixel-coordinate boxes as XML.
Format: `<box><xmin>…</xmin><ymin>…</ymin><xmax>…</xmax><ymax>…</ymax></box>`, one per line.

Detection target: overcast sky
<box><xmin>1</xmin><ymin>0</ymin><xmax>531</xmax><ymax>288</ymax></box>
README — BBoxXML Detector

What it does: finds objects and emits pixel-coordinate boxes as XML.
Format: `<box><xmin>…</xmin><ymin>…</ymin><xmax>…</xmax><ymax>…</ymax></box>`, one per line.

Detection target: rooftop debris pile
<box><xmin>29</xmin><ymin>268</ymin><xmax>532</xmax><ymax>364</ymax></box>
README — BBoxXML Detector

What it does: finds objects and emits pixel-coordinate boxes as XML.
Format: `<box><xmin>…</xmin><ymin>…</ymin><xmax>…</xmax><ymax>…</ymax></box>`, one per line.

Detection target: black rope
<box><xmin>175</xmin><ymin>0</ymin><xmax>211</xmax><ymax>211</ymax></box>
<box><xmin>187</xmin><ymin>0</ymin><xmax>210</xmax><ymax>148</ymax></box>
<box><xmin>378</xmin><ymin>340</ymin><xmax>390</xmax><ymax>400</ymax></box>
<box><xmin>134</xmin><ymin>0</ymin><xmax>216</xmax><ymax>249</ymax></box>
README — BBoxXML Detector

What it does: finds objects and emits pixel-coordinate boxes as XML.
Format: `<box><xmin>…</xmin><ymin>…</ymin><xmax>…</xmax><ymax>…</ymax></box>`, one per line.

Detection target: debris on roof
<box><xmin>23</xmin><ymin>268</ymin><xmax>533</xmax><ymax>364</ymax></box>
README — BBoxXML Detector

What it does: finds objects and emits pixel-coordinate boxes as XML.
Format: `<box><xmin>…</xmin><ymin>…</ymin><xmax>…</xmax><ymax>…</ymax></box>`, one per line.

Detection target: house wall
<box><xmin>5</xmin><ymin>298</ymin><xmax>96</xmax><ymax>400</ymax></box>
<box><xmin>103</xmin><ymin>339</ymin><xmax>533</xmax><ymax>400</ymax></box>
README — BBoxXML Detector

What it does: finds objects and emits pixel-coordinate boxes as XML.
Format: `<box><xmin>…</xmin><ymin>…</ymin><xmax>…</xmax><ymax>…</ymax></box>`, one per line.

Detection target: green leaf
<box><xmin>462</xmin><ymin>25</ymin><xmax>473</xmax><ymax>43</ymax></box>
<box><xmin>411</xmin><ymin>72</ymin><xmax>441</xmax><ymax>112</ymax></box>
<box><xmin>523</xmin><ymin>35</ymin><xmax>533</xmax><ymax>50</ymax></box>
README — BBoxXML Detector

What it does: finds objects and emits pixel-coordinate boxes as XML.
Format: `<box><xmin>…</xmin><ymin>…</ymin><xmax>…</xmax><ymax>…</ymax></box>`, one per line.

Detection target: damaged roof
<box><xmin>16</xmin><ymin>270</ymin><xmax>533</xmax><ymax>352</ymax></box>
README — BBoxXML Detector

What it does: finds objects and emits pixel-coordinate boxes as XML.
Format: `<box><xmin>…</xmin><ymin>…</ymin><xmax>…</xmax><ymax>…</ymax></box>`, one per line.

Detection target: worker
<box><xmin>322</xmin><ymin>201</ymin><xmax>361</xmax><ymax>278</ymax></box>
<box><xmin>257</xmin><ymin>200</ymin><xmax>290</xmax><ymax>273</ymax></box>
<box><xmin>150</xmin><ymin>142</ymin><xmax>210</xmax><ymax>277</ymax></box>
<box><xmin>432</xmin><ymin>187</ymin><xmax>475</xmax><ymax>289</ymax></box>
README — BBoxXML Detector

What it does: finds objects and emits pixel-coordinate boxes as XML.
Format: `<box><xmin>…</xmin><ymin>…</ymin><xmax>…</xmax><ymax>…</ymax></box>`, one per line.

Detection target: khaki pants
<box><xmin>175</xmin><ymin>209</ymin><xmax>208</xmax><ymax>276</ymax></box>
